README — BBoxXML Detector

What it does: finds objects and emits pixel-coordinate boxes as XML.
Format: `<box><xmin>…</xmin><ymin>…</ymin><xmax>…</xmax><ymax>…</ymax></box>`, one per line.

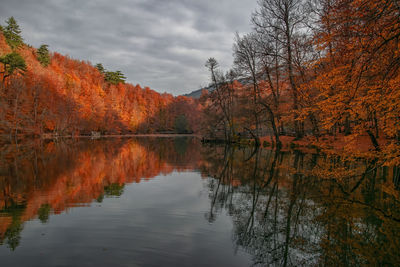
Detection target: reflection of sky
<box><xmin>0</xmin><ymin>172</ymin><xmax>252</xmax><ymax>266</ymax></box>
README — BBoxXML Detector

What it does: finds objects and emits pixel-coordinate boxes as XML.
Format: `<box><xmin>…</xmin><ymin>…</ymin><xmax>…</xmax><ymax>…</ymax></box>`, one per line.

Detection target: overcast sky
<box><xmin>0</xmin><ymin>0</ymin><xmax>258</xmax><ymax>95</ymax></box>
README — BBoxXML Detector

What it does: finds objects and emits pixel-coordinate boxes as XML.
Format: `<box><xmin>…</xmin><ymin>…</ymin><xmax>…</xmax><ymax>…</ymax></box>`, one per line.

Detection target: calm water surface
<box><xmin>0</xmin><ymin>137</ymin><xmax>399</xmax><ymax>266</ymax></box>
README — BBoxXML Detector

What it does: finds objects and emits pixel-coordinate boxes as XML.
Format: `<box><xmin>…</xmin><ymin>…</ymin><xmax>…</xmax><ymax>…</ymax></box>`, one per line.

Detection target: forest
<box><xmin>0</xmin><ymin>1</ymin><xmax>399</xmax><ymax>263</ymax></box>
<box><xmin>200</xmin><ymin>0</ymin><xmax>400</xmax><ymax>165</ymax></box>
<box><xmin>0</xmin><ymin>0</ymin><xmax>399</xmax><ymax>165</ymax></box>
<box><xmin>0</xmin><ymin>17</ymin><xmax>201</xmax><ymax>138</ymax></box>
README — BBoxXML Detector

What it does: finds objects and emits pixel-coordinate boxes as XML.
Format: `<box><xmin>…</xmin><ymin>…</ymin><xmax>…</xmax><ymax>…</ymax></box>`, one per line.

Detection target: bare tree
<box><xmin>233</xmin><ymin>33</ymin><xmax>262</xmax><ymax>145</ymax></box>
<box><xmin>252</xmin><ymin>0</ymin><xmax>309</xmax><ymax>139</ymax></box>
<box><xmin>205</xmin><ymin>58</ymin><xmax>237</xmax><ymax>141</ymax></box>
<box><xmin>234</xmin><ymin>32</ymin><xmax>282</xmax><ymax>147</ymax></box>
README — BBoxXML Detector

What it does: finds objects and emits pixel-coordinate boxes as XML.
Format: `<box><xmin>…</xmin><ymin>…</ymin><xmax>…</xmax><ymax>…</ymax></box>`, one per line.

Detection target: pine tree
<box><xmin>37</xmin><ymin>44</ymin><xmax>51</xmax><ymax>67</ymax></box>
<box><xmin>95</xmin><ymin>63</ymin><xmax>105</xmax><ymax>73</ymax></box>
<box><xmin>105</xmin><ymin>70</ymin><xmax>126</xmax><ymax>84</ymax></box>
<box><xmin>0</xmin><ymin>52</ymin><xmax>27</xmax><ymax>82</ymax></box>
<box><xmin>3</xmin><ymin>17</ymin><xmax>24</xmax><ymax>50</ymax></box>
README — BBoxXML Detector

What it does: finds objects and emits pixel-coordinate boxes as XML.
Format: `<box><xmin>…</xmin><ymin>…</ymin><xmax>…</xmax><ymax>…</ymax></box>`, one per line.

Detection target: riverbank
<box><xmin>203</xmin><ymin>133</ymin><xmax>392</xmax><ymax>157</ymax></box>
<box><xmin>261</xmin><ymin>134</ymin><xmax>390</xmax><ymax>153</ymax></box>
<box><xmin>0</xmin><ymin>133</ymin><xmax>200</xmax><ymax>143</ymax></box>
<box><xmin>1</xmin><ymin>132</ymin><xmax>390</xmax><ymax>156</ymax></box>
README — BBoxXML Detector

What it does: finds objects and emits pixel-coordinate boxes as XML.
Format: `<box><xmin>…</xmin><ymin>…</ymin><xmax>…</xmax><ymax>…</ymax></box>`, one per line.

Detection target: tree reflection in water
<box><xmin>0</xmin><ymin>138</ymin><xmax>399</xmax><ymax>266</ymax></box>
<box><xmin>200</xmin><ymin>145</ymin><xmax>400</xmax><ymax>266</ymax></box>
<box><xmin>0</xmin><ymin>137</ymin><xmax>201</xmax><ymax>250</ymax></box>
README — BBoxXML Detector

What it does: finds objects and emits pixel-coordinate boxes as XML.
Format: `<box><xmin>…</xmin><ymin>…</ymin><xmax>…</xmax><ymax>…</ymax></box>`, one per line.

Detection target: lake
<box><xmin>0</xmin><ymin>137</ymin><xmax>399</xmax><ymax>266</ymax></box>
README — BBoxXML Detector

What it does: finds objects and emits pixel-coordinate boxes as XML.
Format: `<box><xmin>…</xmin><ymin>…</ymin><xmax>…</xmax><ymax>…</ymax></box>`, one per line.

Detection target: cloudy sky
<box><xmin>0</xmin><ymin>0</ymin><xmax>258</xmax><ymax>95</ymax></box>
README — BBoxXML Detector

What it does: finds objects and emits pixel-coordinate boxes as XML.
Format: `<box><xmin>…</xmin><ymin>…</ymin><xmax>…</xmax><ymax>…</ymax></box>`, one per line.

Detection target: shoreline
<box><xmin>202</xmin><ymin>134</ymin><xmax>392</xmax><ymax>156</ymax></box>
<box><xmin>0</xmin><ymin>133</ymin><xmax>201</xmax><ymax>141</ymax></box>
<box><xmin>0</xmin><ymin>133</ymin><xmax>390</xmax><ymax>157</ymax></box>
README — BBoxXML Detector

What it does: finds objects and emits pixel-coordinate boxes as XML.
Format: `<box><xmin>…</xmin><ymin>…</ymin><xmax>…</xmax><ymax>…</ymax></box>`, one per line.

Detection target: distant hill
<box><xmin>183</xmin><ymin>84</ymin><xmax>215</xmax><ymax>99</ymax></box>
<box><xmin>183</xmin><ymin>78</ymin><xmax>250</xmax><ymax>99</ymax></box>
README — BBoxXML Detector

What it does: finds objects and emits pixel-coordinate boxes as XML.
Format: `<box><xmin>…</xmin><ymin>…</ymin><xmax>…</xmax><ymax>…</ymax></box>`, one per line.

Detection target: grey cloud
<box><xmin>0</xmin><ymin>0</ymin><xmax>258</xmax><ymax>95</ymax></box>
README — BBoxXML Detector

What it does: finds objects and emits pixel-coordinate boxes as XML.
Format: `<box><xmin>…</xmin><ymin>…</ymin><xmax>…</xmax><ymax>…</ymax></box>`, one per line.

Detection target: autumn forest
<box><xmin>0</xmin><ymin>17</ymin><xmax>201</xmax><ymax>137</ymax></box>
<box><xmin>200</xmin><ymin>0</ymin><xmax>400</xmax><ymax>165</ymax></box>
<box><xmin>0</xmin><ymin>0</ymin><xmax>400</xmax><ymax>265</ymax></box>
<box><xmin>0</xmin><ymin>0</ymin><xmax>399</xmax><ymax>164</ymax></box>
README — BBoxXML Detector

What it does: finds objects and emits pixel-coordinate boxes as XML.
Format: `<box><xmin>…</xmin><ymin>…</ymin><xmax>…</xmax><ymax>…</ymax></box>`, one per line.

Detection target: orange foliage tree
<box><xmin>200</xmin><ymin>0</ymin><xmax>400</xmax><ymax>164</ymax></box>
<box><xmin>0</xmin><ymin>20</ymin><xmax>201</xmax><ymax>138</ymax></box>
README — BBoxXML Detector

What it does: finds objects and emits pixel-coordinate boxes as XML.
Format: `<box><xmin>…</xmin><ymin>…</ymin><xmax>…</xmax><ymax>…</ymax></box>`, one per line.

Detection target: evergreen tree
<box><xmin>105</xmin><ymin>70</ymin><xmax>126</xmax><ymax>84</ymax></box>
<box><xmin>3</xmin><ymin>17</ymin><xmax>24</xmax><ymax>50</ymax></box>
<box><xmin>95</xmin><ymin>63</ymin><xmax>105</xmax><ymax>73</ymax></box>
<box><xmin>95</xmin><ymin>64</ymin><xmax>126</xmax><ymax>84</ymax></box>
<box><xmin>0</xmin><ymin>52</ymin><xmax>27</xmax><ymax>82</ymax></box>
<box><xmin>37</xmin><ymin>44</ymin><xmax>50</xmax><ymax>67</ymax></box>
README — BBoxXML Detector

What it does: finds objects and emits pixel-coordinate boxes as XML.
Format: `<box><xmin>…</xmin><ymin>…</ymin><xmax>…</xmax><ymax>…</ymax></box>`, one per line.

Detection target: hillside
<box><xmin>0</xmin><ymin>31</ymin><xmax>201</xmax><ymax>138</ymax></box>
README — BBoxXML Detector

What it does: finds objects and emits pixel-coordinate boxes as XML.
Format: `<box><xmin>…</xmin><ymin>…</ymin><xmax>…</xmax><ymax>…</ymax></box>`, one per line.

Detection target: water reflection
<box><xmin>0</xmin><ymin>137</ymin><xmax>201</xmax><ymax>251</ymax></box>
<box><xmin>200</xmin><ymin>146</ymin><xmax>400</xmax><ymax>266</ymax></box>
<box><xmin>0</xmin><ymin>138</ymin><xmax>399</xmax><ymax>266</ymax></box>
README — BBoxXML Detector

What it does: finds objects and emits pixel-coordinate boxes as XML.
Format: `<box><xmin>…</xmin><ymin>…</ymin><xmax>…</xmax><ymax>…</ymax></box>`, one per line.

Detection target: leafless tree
<box><xmin>233</xmin><ymin>33</ymin><xmax>262</xmax><ymax>145</ymax></box>
<box><xmin>252</xmin><ymin>0</ymin><xmax>309</xmax><ymax>138</ymax></box>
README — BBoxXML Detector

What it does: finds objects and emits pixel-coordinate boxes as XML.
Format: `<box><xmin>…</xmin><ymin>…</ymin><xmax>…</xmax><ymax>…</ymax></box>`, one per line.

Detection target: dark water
<box><xmin>0</xmin><ymin>137</ymin><xmax>399</xmax><ymax>266</ymax></box>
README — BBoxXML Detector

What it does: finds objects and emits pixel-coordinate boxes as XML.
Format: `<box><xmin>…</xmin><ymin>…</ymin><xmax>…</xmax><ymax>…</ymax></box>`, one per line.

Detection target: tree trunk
<box><xmin>344</xmin><ymin>115</ymin><xmax>351</xmax><ymax>135</ymax></box>
<box><xmin>309</xmin><ymin>113</ymin><xmax>320</xmax><ymax>140</ymax></box>
<box><xmin>13</xmin><ymin>90</ymin><xmax>20</xmax><ymax>143</ymax></box>
<box><xmin>260</xmin><ymin>102</ymin><xmax>281</xmax><ymax>148</ymax></box>
<box><xmin>245</xmin><ymin>127</ymin><xmax>260</xmax><ymax>147</ymax></box>
<box><xmin>366</xmin><ymin>129</ymin><xmax>380</xmax><ymax>151</ymax></box>
<box><xmin>373</xmin><ymin>112</ymin><xmax>379</xmax><ymax>139</ymax></box>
